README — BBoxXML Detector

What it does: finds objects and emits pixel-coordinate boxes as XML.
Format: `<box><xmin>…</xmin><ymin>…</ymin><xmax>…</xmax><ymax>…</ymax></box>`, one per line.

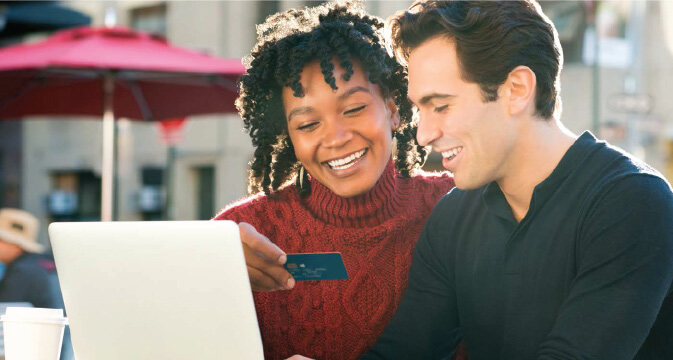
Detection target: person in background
<box><xmin>0</xmin><ymin>208</ymin><xmax>74</xmax><ymax>360</ymax></box>
<box><xmin>0</xmin><ymin>208</ymin><xmax>57</xmax><ymax>308</ymax></box>
<box><xmin>213</xmin><ymin>1</ymin><xmax>467</xmax><ymax>359</ymax></box>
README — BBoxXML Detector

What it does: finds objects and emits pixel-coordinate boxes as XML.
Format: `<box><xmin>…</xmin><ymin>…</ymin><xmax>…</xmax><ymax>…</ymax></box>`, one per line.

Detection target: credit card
<box><xmin>284</xmin><ymin>252</ymin><xmax>348</xmax><ymax>281</ymax></box>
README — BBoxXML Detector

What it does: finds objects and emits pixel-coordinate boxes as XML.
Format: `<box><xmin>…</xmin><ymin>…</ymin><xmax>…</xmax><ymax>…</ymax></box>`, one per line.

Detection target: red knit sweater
<box><xmin>214</xmin><ymin>162</ymin><xmax>454</xmax><ymax>359</ymax></box>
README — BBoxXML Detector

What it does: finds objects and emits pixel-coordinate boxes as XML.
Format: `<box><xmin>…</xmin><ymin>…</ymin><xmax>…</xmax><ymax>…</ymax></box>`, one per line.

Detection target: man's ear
<box><xmin>385</xmin><ymin>97</ymin><xmax>401</xmax><ymax>130</ymax></box>
<box><xmin>505</xmin><ymin>66</ymin><xmax>537</xmax><ymax>116</ymax></box>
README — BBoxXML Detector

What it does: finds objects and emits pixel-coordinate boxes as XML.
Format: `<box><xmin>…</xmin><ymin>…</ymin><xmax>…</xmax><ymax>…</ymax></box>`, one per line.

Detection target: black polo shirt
<box><xmin>362</xmin><ymin>132</ymin><xmax>673</xmax><ymax>360</ymax></box>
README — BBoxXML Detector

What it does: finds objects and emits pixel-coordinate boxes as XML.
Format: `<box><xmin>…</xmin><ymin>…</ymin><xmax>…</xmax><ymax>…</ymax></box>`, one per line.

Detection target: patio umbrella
<box><xmin>0</xmin><ymin>1</ymin><xmax>91</xmax><ymax>42</ymax></box>
<box><xmin>0</xmin><ymin>25</ymin><xmax>245</xmax><ymax>221</ymax></box>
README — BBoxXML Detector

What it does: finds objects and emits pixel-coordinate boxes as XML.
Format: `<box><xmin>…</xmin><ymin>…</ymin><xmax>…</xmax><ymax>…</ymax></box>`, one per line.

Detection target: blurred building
<box><xmin>1</xmin><ymin>1</ymin><xmax>673</xmax><ymax>248</ymax></box>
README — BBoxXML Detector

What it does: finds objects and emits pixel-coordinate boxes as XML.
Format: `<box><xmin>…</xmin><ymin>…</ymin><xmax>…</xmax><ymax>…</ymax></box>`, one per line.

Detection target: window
<box><xmin>540</xmin><ymin>1</ymin><xmax>588</xmax><ymax>64</ymax></box>
<box><xmin>49</xmin><ymin>171</ymin><xmax>101</xmax><ymax>221</ymax></box>
<box><xmin>257</xmin><ymin>1</ymin><xmax>280</xmax><ymax>26</ymax></box>
<box><xmin>0</xmin><ymin>122</ymin><xmax>22</xmax><ymax>208</ymax></box>
<box><xmin>130</xmin><ymin>3</ymin><xmax>167</xmax><ymax>36</ymax></box>
<box><xmin>139</xmin><ymin>167</ymin><xmax>165</xmax><ymax>220</ymax></box>
<box><xmin>195</xmin><ymin>166</ymin><xmax>215</xmax><ymax>220</ymax></box>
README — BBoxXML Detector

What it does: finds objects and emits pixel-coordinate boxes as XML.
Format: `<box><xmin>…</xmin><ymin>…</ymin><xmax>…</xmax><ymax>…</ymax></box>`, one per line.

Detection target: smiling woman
<box><xmin>236</xmin><ymin>2</ymin><xmax>427</xmax><ymax>197</ymax></box>
<box><xmin>213</xmin><ymin>1</ymin><xmax>463</xmax><ymax>360</ymax></box>
<box><xmin>283</xmin><ymin>60</ymin><xmax>400</xmax><ymax>197</ymax></box>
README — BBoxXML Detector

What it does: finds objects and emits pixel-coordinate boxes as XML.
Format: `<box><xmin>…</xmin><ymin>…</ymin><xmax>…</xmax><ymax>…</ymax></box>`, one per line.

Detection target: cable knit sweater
<box><xmin>214</xmin><ymin>161</ymin><xmax>454</xmax><ymax>359</ymax></box>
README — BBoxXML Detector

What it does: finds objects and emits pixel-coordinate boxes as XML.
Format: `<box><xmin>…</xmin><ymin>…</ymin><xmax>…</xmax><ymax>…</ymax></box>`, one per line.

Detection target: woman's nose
<box><xmin>322</xmin><ymin>121</ymin><xmax>353</xmax><ymax>148</ymax></box>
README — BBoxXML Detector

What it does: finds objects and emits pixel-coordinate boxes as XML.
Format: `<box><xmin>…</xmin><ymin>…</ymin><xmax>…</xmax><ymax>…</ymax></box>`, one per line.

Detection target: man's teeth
<box><xmin>327</xmin><ymin>149</ymin><xmax>366</xmax><ymax>170</ymax></box>
<box><xmin>442</xmin><ymin>146</ymin><xmax>463</xmax><ymax>160</ymax></box>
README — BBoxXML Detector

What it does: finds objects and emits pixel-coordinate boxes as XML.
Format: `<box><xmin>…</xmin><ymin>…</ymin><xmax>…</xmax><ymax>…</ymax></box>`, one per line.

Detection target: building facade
<box><xmin>3</xmin><ymin>1</ymin><xmax>673</xmax><ymax>247</ymax></box>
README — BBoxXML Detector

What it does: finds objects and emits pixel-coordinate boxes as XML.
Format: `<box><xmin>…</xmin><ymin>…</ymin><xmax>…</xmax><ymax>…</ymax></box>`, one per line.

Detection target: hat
<box><xmin>0</xmin><ymin>208</ymin><xmax>44</xmax><ymax>253</ymax></box>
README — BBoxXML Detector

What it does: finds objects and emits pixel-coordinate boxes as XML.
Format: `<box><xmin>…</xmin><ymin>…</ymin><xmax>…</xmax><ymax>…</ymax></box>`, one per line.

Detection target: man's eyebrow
<box><xmin>337</xmin><ymin>86</ymin><xmax>371</xmax><ymax>101</ymax></box>
<box><xmin>287</xmin><ymin>107</ymin><xmax>314</xmax><ymax>122</ymax></box>
<box><xmin>417</xmin><ymin>93</ymin><xmax>455</xmax><ymax>106</ymax></box>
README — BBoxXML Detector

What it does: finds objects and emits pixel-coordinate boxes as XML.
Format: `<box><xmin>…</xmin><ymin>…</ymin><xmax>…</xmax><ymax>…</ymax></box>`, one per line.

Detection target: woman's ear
<box><xmin>386</xmin><ymin>97</ymin><xmax>400</xmax><ymax>130</ymax></box>
<box><xmin>505</xmin><ymin>66</ymin><xmax>537</xmax><ymax>117</ymax></box>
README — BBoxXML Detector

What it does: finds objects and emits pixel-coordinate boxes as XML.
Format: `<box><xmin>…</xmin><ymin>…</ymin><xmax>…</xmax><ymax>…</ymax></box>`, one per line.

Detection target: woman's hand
<box><xmin>285</xmin><ymin>356</ymin><xmax>314</xmax><ymax>360</ymax></box>
<box><xmin>238</xmin><ymin>222</ymin><xmax>295</xmax><ymax>292</ymax></box>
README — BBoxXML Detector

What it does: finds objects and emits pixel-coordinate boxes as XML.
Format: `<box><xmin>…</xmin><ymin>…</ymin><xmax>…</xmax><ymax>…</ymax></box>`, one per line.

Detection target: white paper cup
<box><xmin>1</xmin><ymin>307</ymin><xmax>68</xmax><ymax>360</ymax></box>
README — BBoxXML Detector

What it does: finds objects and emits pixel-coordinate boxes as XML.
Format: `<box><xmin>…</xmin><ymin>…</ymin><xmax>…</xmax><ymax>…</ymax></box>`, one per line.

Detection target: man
<box><xmin>353</xmin><ymin>1</ymin><xmax>672</xmax><ymax>359</ymax></box>
<box><xmin>0</xmin><ymin>208</ymin><xmax>57</xmax><ymax>308</ymax></box>
<box><xmin>0</xmin><ymin>208</ymin><xmax>74</xmax><ymax>360</ymax></box>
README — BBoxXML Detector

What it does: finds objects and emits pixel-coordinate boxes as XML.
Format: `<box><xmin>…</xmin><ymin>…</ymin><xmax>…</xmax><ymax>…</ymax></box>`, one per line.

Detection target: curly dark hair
<box><xmin>236</xmin><ymin>0</ymin><xmax>428</xmax><ymax>196</ymax></box>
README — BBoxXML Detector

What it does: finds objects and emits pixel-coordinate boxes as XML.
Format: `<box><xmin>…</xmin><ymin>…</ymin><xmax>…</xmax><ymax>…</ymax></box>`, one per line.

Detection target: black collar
<box><xmin>482</xmin><ymin>131</ymin><xmax>602</xmax><ymax>223</ymax></box>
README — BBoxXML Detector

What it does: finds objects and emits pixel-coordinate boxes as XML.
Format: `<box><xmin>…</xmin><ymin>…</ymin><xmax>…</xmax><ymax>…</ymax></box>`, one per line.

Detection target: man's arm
<box><xmin>361</xmin><ymin>202</ymin><xmax>461</xmax><ymax>359</ymax></box>
<box><xmin>537</xmin><ymin>175</ymin><xmax>673</xmax><ymax>360</ymax></box>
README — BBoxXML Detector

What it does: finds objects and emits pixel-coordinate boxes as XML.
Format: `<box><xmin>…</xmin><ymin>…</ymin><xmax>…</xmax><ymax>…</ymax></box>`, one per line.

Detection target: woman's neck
<box><xmin>303</xmin><ymin>161</ymin><xmax>401</xmax><ymax>228</ymax></box>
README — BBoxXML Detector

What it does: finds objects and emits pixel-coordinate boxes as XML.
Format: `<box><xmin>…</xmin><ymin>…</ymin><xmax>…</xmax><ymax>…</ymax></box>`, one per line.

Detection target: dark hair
<box><xmin>388</xmin><ymin>0</ymin><xmax>563</xmax><ymax>119</ymax></box>
<box><xmin>236</xmin><ymin>0</ymin><xmax>427</xmax><ymax>196</ymax></box>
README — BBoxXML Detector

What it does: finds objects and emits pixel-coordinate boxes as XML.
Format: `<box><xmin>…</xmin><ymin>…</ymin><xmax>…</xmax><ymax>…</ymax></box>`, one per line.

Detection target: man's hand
<box><xmin>285</xmin><ymin>356</ymin><xmax>314</xmax><ymax>360</ymax></box>
<box><xmin>238</xmin><ymin>222</ymin><xmax>295</xmax><ymax>292</ymax></box>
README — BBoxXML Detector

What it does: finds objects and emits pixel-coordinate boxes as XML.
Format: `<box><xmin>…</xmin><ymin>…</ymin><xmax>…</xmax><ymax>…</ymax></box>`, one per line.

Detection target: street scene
<box><xmin>1</xmin><ymin>0</ymin><xmax>671</xmax><ymax>243</ymax></box>
<box><xmin>0</xmin><ymin>1</ymin><xmax>672</xmax><ymax>360</ymax></box>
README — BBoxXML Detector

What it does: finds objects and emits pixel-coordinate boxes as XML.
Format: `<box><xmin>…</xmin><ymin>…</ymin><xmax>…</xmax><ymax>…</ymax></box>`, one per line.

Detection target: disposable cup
<box><xmin>1</xmin><ymin>307</ymin><xmax>68</xmax><ymax>360</ymax></box>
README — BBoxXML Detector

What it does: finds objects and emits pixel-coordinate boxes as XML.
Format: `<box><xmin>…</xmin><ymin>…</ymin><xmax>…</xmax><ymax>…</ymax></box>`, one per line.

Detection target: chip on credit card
<box><xmin>284</xmin><ymin>252</ymin><xmax>348</xmax><ymax>281</ymax></box>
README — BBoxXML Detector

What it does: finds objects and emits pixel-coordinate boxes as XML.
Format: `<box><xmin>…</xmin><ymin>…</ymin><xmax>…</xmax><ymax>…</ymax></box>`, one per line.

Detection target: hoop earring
<box><xmin>296</xmin><ymin>165</ymin><xmax>311</xmax><ymax>196</ymax></box>
<box><xmin>299</xmin><ymin>166</ymin><xmax>305</xmax><ymax>189</ymax></box>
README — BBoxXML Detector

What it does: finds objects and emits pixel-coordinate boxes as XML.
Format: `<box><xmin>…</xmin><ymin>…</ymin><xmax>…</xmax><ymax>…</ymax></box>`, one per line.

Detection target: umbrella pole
<box><xmin>101</xmin><ymin>72</ymin><xmax>115</xmax><ymax>222</ymax></box>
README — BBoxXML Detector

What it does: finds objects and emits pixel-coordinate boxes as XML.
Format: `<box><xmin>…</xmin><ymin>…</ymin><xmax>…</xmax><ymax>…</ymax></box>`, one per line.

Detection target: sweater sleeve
<box><xmin>212</xmin><ymin>193</ymin><xmax>265</xmax><ymax>224</ymax></box>
<box><xmin>536</xmin><ymin>175</ymin><xmax>673</xmax><ymax>360</ymax></box>
<box><xmin>360</xmin><ymin>197</ymin><xmax>461</xmax><ymax>359</ymax></box>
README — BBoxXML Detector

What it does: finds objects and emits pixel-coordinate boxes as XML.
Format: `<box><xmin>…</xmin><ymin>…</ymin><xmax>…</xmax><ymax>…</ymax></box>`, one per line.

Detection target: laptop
<box><xmin>49</xmin><ymin>220</ymin><xmax>264</xmax><ymax>360</ymax></box>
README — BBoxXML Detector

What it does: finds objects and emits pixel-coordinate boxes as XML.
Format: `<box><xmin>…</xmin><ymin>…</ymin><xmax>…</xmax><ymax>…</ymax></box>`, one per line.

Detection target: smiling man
<box><xmin>354</xmin><ymin>1</ymin><xmax>673</xmax><ymax>359</ymax></box>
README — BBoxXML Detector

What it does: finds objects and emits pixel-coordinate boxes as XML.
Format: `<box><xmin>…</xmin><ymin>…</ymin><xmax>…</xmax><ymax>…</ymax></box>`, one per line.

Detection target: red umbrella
<box><xmin>0</xmin><ymin>26</ymin><xmax>245</xmax><ymax>221</ymax></box>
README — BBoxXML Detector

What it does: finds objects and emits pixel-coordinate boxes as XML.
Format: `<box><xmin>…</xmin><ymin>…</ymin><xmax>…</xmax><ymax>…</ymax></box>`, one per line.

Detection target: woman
<box><xmin>215</xmin><ymin>2</ymin><xmax>464</xmax><ymax>359</ymax></box>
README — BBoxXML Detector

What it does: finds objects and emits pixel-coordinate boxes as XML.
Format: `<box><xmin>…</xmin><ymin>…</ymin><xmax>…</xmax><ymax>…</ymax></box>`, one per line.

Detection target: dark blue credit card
<box><xmin>284</xmin><ymin>252</ymin><xmax>348</xmax><ymax>281</ymax></box>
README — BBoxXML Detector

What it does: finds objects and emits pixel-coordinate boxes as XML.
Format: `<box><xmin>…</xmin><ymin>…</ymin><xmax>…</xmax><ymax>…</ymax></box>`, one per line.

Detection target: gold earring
<box><xmin>296</xmin><ymin>165</ymin><xmax>311</xmax><ymax>196</ymax></box>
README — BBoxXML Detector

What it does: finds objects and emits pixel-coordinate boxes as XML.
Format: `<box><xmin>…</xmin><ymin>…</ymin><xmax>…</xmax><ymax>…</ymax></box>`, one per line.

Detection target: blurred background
<box><xmin>0</xmin><ymin>0</ymin><xmax>672</xmax><ymax>249</ymax></box>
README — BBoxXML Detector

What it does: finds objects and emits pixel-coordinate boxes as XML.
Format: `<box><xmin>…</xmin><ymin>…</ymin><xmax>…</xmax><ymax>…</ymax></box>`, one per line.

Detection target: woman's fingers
<box><xmin>242</xmin><ymin>242</ymin><xmax>295</xmax><ymax>290</ymax></box>
<box><xmin>246</xmin><ymin>266</ymin><xmax>283</xmax><ymax>292</ymax></box>
<box><xmin>238</xmin><ymin>222</ymin><xmax>295</xmax><ymax>291</ymax></box>
<box><xmin>239</xmin><ymin>222</ymin><xmax>286</xmax><ymax>264</ymax></box>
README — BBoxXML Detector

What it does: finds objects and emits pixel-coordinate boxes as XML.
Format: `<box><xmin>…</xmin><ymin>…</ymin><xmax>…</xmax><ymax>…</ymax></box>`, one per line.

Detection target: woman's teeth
<box><xmin>442</xmin><ymin>146</ymin><xmax>463</xmax><ymax>161</ymax></box>
<box><xmin>327</xmin><ymin>149</ymin><xmax>366</xmax><ymax>170</ymax></box>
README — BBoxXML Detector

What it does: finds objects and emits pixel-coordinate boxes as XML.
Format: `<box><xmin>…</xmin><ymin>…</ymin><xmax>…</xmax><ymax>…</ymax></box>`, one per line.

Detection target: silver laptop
<box><xmin>49</xmin><ymin>221</ymin><xmax>264</xmax><ymax>360</ymax></box>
